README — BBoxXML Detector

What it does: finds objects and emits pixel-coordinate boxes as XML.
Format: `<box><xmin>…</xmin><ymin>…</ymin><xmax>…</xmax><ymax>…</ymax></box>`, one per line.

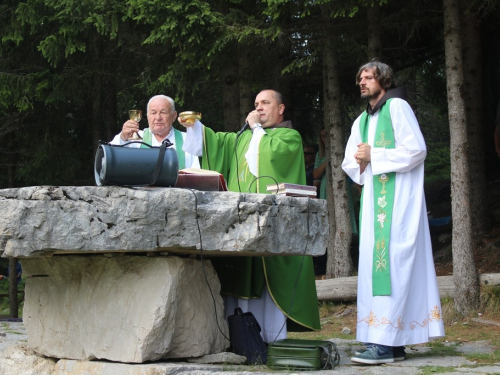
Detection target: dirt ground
<box><xmin>425</xmin><ymin>178</ymin><xmax>500</xmax><ymax>276</ymax></box>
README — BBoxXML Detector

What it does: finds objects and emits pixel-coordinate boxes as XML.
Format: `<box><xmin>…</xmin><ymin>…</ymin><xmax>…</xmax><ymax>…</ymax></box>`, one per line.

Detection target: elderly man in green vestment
<box><xmin>110</xmin><ymin>95</ymin><xmax>200</xmax><ymax>169</ymax></box>
<box><xmin>179</xmin><ymin>89</ymin><xmax>320</xmax><ymax>342</ymax></box>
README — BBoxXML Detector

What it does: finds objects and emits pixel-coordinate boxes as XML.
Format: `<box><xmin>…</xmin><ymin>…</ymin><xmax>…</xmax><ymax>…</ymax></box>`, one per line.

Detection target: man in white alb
<box><xmin>342</xmin><ymin>60</ymin><xmax>445</xmax><ymax>365</ymax></box>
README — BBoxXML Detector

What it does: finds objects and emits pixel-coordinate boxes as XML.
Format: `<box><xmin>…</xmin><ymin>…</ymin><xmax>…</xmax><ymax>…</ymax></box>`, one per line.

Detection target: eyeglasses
<box><xmin>304</xmin><ymin>152</ymin><xmax>315</xmax><ymax>156</ymax></box>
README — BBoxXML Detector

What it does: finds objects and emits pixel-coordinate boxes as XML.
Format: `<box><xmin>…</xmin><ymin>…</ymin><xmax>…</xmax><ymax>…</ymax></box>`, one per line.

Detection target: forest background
<box><xmin>1</xmin><ymin>0</ymin><xmax>500</xmax><ymax>314</ymax></box>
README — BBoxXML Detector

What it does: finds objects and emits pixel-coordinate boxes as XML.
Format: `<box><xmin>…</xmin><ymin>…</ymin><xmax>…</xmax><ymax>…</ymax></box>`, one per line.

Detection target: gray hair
<box><xmin>355</xmin><ymin>60</ymin><xmax>396</xmax><ymax>90</ymax></box>
<box><xmin>147</xmin><ymin>95</ymin><xmax>176</xmax><ymax>114</ymax></box>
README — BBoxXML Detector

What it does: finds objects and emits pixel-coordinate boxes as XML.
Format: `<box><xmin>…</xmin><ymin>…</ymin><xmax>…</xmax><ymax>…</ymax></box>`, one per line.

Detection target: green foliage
<box><xmin>0</xmin><ymin>260</ymin><xmax>24</xmax><ymax>318</ymax></box>
<box><xmin>0</xmin><ymin>0</ymin><xmax>498</xmax><ymax>189</ymax></box>
<box><xmin>425</xmin><ymin>146</ymin><xmax>451</xmax><ymax>178</ymax></box>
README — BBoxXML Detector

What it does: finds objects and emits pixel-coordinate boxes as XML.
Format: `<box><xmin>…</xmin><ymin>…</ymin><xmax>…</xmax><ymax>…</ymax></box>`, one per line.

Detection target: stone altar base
<box><xmin>22</xmin><ymin>255</ymin><xmax>229</xmax><ymax>363</ymax></box>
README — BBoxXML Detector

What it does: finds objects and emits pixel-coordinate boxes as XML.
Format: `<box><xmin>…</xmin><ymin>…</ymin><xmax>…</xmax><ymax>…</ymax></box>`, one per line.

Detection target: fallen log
<box><xmin>316</xmin><ymin>273</ymin><xmax>500</xmax><ymax>302</ymax></box>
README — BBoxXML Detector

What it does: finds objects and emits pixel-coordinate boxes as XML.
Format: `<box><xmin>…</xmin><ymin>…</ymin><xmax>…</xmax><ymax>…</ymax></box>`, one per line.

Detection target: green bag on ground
<box><xmin>266</xmin><ymin>338</ymin><xmax>340</xmax><ymax>371</ymax></box>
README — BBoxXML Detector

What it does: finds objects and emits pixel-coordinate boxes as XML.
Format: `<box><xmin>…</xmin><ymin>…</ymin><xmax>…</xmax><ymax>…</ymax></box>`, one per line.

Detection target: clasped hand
<box><xmin>354</xmin><ymin>143</ymin><xmax>371</xmax><ymax>164</ymax></box>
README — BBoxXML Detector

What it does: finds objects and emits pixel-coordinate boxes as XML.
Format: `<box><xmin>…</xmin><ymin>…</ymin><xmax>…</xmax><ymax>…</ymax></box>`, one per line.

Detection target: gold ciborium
<box><xmin>179</xmin><ymin>111</ymin><xmax>202</xmax><ymax>125</ymax></box>
<box><xmin>128</xmin><ymin>110</ymin><xmax>142</xmax><ymax>140</ymax></box>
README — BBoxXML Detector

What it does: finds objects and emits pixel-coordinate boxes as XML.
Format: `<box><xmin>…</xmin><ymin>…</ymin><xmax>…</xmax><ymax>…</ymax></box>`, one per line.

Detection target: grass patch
<box><xmin>288</xmin><ymin>302</ymin><xmax>357</xmax><ymax>341</ymax></box>
<box><xmin>465</xmin><ymin>349</ymin><xmax>500</xmax><ymax>365</ymax></box>
<box><xmin>439</xmin><ymin>288</ymin><xmax>500</xmax><ymax>348</ymax></box>
<box><xmin>0</xmin><ymin>277</ymin><xmax>25</xmax><ymax>318</ymax></box>
<box><xmin>407</xmin><ymin>343</ymin><xmax>460</xmax><ymax>359</ymax></box>
<box><xmin>418</xmin><ymin>366</ymin><xmax>458</xmax><ymax>374</ymax></box>
<box><xmin>479</xmin><ymin>286</ymin><xmax>500</xmax><ymax>319</ymax></box>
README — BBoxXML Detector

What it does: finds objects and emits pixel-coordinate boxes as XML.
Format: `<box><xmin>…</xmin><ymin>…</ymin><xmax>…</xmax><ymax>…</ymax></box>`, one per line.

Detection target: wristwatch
<box><xmin>251</xmin><ymin>123</ymin><xmax>262</xmax><ymax>131</ymax></box>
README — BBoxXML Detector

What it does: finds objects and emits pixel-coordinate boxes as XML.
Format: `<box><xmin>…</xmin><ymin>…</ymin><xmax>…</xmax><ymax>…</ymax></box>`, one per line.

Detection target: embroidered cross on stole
<box><xmin>359</xmin><ymin>99</ymin><xmax>396</xmax><ymax>296</ymax></box>
<box><xmin>142</xmin><ymin>128</ymin><xmax>186</xmax><ymax>169</ymax></box>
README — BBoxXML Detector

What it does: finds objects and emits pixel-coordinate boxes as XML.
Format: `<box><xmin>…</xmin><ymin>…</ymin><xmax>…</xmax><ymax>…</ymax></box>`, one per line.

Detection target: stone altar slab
<box><xmin>0</xmin><ymin>186</ymin><xmax>328</xmax><ymax>258</ymax></box>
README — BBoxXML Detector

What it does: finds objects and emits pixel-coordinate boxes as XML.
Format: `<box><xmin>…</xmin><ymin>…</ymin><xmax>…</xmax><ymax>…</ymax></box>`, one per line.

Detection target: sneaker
<box><xmin>393</xmin><ymin>346</ymin><xmax>406</xmax><ymax>361</ymax></box>
<box><xmin>355</xmin><ymin>345</ymin><xmax>405</xmax><ymax>361</ymax></box>
<box><xmin>351</xmin><ymin>344</ymin><xmax>394</xmax><ymax>365</ymax></box>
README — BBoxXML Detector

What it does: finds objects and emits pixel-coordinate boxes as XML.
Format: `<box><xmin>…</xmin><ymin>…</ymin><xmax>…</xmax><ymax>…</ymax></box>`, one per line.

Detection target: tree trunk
<box><xmin>323</xmin><ymin>13</ymin><xmax>354</xmax><ymax>278</ymax></box>
<box><xmin>8</xmin><ymin>258</ymin><xmax>18</xmax><ymax>318</ymax></box>
<box><xmin>367</xmin><ymin>2</ymin><xmax>382</xmax><ymax>60</ymax></box>
<box><xmin>92</xmin><ymin>38</ymin><xmax>104</xmax><ymax>155</ymax></box>
<box><xmin>273</xmin><ymin>37</ymin><xmax>293</xmax><ymax>123</ymax></box>
<box><xmin>462</xmin><ymin>11</ymin><xmax>488</xmax><ymax>235</ymax></box>
<box><xmin>103</xmin><ymin>75</ymin><xmax>118</xmax><ymax>142</ymax></box>
<box><xmin>443</xmin><ymin>0</ymin><xmax>479</xmax><ymax>313</ymax></box>
<box><xmin>316</xmin><ymin>273</ymin><xmax>500</xmax><ymax>302</ymax></box>
<box><xmin>480</xmin><ymin>22</ymin><xmax>500</xmax><ymax>181</ymax></box>
<box><xmin>222</xmin><ymin>48</ymin><xmax>241</xmax><ymax>132</ymax></box>
<box><xmin>238</xmin><ymin>44</ymin><xmax>254</xmax><ymax>127</ymax></box>
<box><xmin>7</xmin><ymin>163</ymin><xmax>18</xmax><ymax>318</ymax></box>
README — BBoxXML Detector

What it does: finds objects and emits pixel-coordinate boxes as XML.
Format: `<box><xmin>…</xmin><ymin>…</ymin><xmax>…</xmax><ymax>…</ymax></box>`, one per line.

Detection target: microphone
<box><xmin>236</xmin><ymin>123</ymin><xmax>250</xmax><ymax>137</ymax></box>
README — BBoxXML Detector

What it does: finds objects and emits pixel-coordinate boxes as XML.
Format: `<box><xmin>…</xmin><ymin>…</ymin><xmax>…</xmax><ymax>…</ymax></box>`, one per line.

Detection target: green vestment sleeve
<box><xmin>202</xmin><ymin>126</ymin><xmax>320</xmax><ymax>332</ymax></box>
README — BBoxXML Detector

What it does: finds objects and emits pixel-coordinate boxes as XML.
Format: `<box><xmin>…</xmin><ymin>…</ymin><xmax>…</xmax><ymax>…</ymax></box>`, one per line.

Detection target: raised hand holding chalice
<box><xmin>128</xmin><ymin>110</ymin><xmax>143</xmax><ymax>140</ymax></box>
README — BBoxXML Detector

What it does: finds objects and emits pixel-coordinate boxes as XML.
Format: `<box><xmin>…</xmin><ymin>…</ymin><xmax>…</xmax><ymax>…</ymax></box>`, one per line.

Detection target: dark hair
<box><xmin>355</xmin><ymin>60</ymin><xmax>396</xmax><ymax>90</ymax></box>
<box><xmin>304</xmin><ymin>144</ymin><xmax>318</xmax><ymax>154</ymax></box>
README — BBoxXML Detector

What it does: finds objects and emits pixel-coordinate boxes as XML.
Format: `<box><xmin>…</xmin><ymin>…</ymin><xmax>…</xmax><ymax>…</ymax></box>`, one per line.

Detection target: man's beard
<box><xmin>361</xmin><ymin>88</ymin><xmax>381</xmax><ymax>100</ymax></box>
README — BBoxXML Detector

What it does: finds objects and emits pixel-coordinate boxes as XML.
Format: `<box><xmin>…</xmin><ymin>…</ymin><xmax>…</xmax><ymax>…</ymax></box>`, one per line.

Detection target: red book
<box><xmin>176</xmin><ymin>168</ymin><xmax>228</xmax><ymax>191</ymax></box>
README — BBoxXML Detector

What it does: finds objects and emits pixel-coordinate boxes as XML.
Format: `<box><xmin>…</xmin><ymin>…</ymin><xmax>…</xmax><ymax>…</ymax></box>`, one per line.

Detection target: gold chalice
<box><xmin>179</xmin><ymin>111</ymin><xmax>202</xmax><ymax>125</ymax></box>
<box><xmin>128</xmin><ymin>110</ymin><xmax>142</xmax><ymax>140</ymax></box>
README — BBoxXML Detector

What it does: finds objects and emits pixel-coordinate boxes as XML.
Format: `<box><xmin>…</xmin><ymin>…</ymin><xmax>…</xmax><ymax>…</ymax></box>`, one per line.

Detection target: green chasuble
<box><xmin>203</xmin><ymin>126</ymin><xmax>321</xmax><ymax>332</ymax></box>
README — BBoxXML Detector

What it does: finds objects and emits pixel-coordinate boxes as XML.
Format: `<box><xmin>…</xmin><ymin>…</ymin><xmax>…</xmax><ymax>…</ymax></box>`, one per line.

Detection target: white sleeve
<box><xmin>182</xmin><ymin>121</ymin><xmax>204</xmax><ymax>157</ymax></box>
<box><xmin>342</xmin><ymin>117</ymin><xmax>365</xmax><ymax>185</ymax></box>
<box><xmin>370</xmin><ymin>99</ymin><xmax>427</xmax><ymax>175</ymax></box>
<box><xmin>109</xmin><ymin>132</ymin><xmax>142</xmax><ymax>148</ymax></box>
<box><xmin>244</xmin><ymin>126</ymin><xmax>266</xmax><ymax>177</ymax></box>
<box><xmin>178</xmin><ymin>130</ymin><xmax>201</xmax><ymax>168</ymax></box>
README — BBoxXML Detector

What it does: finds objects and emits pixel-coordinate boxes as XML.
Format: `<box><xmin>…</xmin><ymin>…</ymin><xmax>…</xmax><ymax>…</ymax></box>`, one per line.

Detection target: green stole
<box><xmin>359</xmin><ymin>99</ymin><xmax>396</xmax><ymax>296</ymax></box>
<box><xmin>141</xmin><ymin>128</ymin><xmax>185</xmax><ymax>169</ymax></box>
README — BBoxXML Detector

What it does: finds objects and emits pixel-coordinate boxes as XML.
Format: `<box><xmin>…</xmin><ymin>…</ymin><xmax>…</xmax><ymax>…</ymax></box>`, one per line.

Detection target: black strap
<box><xmin>151</xmin><ymin>141</ymin><xmax>167</xmax><ymax>185</ymax></box>
<box><xmin>98</xmin><ymin>140</ymin><xmax>154</xmax><ymax>148</ymax></box>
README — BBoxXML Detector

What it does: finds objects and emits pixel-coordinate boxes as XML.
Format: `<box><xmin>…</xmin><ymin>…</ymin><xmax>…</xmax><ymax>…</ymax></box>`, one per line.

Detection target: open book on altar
<box><xmin>175</xmin><ymin>168</ymin><xmax>228</xmax><ymax>191</ymax></box>
<box><xmin>266</xmin><ymin>182</ymin><xmax>317</xmax><ymax>197</ymax></box>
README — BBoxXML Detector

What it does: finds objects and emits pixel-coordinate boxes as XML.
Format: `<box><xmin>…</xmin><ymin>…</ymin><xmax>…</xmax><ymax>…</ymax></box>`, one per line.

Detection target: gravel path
<box><xmin>1</xmin><ymin>321</ymin><xmax>499</xmax><ymax>374</ymax></box>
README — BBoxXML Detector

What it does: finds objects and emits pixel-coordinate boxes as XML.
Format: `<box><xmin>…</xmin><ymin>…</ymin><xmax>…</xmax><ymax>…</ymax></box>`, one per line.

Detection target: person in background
<box><xmin>110</xmin><ymin>95</ymin><xmax>200</xmax><ymax>169</ymax></box>
<box><xmin>178</xmin><ymin>89</ymin><xmax>321</xmax><ymax>343</ymax></box>
<box><xmin>342</xmin><ymin>60</ymin><xmax>444</xmax><ymax>365</ymax></box>
<box><xmin>304</xmin><ymin>144</ymin><xmax>318</xmax><ymax>188</ymax></box>
<box><xmin>313</xmin><ymin>128</ymin><xmax>327</xmax><ymax>199</ymax></box>
<box><xmin>0</xmin><ymin>262</ymin><xmax>22</xmax><ymax>284</ymax></box>
<box><xmin>312</xmin><ymin>128</ymin><xmax>358</xmax><ymax>276</ymax></box>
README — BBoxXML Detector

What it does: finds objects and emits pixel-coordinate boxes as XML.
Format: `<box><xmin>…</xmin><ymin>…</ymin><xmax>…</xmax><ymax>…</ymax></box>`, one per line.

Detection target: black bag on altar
<box><xmin>94</xmin><ymin>140</ymin><xmax>178</xmax><ymax>187</ymax></box>
<box><xmin>227</xmin><ymin>307</ymin><xmax>268</xmax><ymax>364</ymax></box>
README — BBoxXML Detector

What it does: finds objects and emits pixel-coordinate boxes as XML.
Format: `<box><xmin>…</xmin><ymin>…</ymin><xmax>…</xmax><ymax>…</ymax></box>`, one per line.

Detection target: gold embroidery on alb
<box><xmin>359</xmin><ymin>306</ymin><xmax>443</xmax><ymax>331</ymax></box>
<box><xmin>359</xmin><ymin>311</ymin><xmax>404</xmax><ymax>330</ymax></box>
